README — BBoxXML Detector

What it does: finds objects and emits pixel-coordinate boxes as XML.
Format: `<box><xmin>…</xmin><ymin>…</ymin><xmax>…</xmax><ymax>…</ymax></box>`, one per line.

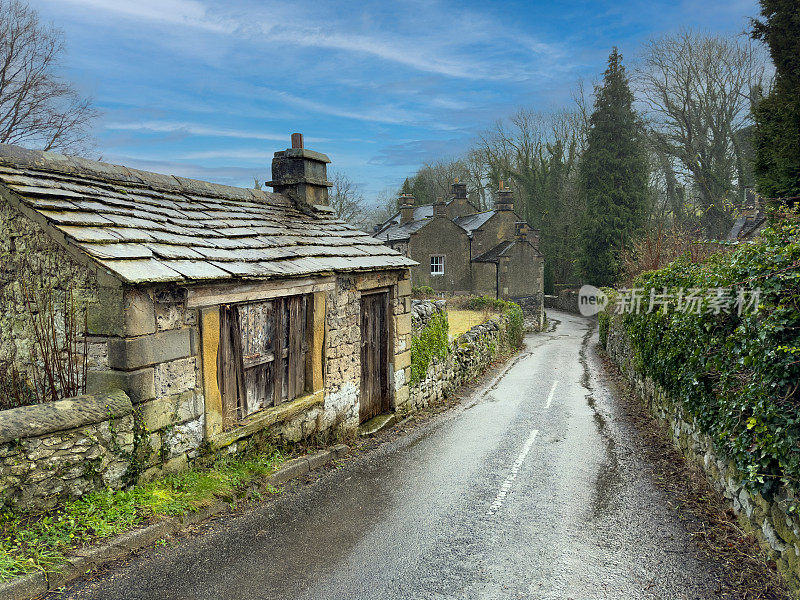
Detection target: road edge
<box><xmin>0</xmin><ymin>444</ymin><xmax>350</xmax><ymax>600</ymax></box>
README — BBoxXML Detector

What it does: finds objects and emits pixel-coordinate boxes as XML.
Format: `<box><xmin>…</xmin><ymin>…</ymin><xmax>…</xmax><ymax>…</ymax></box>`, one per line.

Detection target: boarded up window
<box><xmin>218</xmin><ymin>295</ymin><xmax>308</xmax><ymax>426</ymax></box>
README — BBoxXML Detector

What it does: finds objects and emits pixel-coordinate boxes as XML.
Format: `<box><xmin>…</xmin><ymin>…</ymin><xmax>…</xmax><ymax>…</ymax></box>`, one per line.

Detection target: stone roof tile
<box><xmin>0</xmin><ymin>144</ymin><xmax>416</xmax><ymax>283</ymax></box>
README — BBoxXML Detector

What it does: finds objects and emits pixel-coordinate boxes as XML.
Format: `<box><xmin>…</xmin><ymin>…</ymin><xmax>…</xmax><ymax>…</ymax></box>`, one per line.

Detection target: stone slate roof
<box><xmin>374</xmin><ymin>217</ymin><xmax>432</xmax><ymax>242</ymax></box>
<box><xmin>0</xmin><ymin>144</ymin><xmax>414</xmax><ymax>284</ymax></box>
<box><xmin>376</xmin><ymin>205</ymin><xmax>499</xmax><ymax>243</ymax></box>
<box><xmin>471</xmin><ymin>240</ymin><xmax>516</xmax><ymax>263</ymax></box>
<box><xmin>373</xmin><ymin>205</ymin><xmax>433</xmax><ymax>241</ymax></box>
<box><xmin>727</xmin><ymin>211</ymin><xmax>767</xmax><ymax>241</ymax></box>
<box><xmin>453</xmin><ymin>211</ymin><xmax>495</xmax><ymax>234</ymax></box>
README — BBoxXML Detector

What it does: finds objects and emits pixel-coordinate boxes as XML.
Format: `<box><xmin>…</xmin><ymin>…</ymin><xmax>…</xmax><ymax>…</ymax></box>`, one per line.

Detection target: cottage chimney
<box><xmin>268</xmin><ymin>133</ymin><xmax>332</xmax><ymax>206</ymax></box>
<box><xmin>515</xmin><ymin>221</ymin><xmax>529</xmax><ymax>240</ymax></box>
<box><xmin>495</xmin><ymin>183</ymin><xmax>514</xmax><ymax>211</ymax></box>
<box><xmin>434</xmin><ymin>197</ymin><xmax>447</xmax><ymax>218</ymax></box>
<box><xmin>399</xmin><ymin>193</ymin><xmax>415</xmax><ymax>224</ymax></box>
<box><xmin>451</xmin><ymin>181</ymin><xmax>467</xmax><ymax>199</ymax></box>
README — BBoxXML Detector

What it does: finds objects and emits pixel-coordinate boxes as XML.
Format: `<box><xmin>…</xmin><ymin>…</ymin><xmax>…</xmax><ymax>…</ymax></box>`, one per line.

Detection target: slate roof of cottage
<box><xmin>471</xmin><ymin>240</ymin><xmax>517</xmax><ymax>263</ymax></box>
<box><xmin>0</xmin><ymin>144</ymin><xmax>415</xmax><ymax>284</ymax></box>
<box><xmin>727</xmin><ymin>211</ymin><xmax>767</xmax><ymax>241</ymax></box>
<box><xmin>374</xmin><ymin>217</ymin><xmax>432</xmax><ymax>242</ymax></box>
<box><xmin>375</xmin><ymin>205</ymin><xmax>500</xmax><ymax>243</ymax></box>
<box><xmin>452</xmin><ymin>211</ymin><xmax>495</xmax><ymax>234</ymax></box>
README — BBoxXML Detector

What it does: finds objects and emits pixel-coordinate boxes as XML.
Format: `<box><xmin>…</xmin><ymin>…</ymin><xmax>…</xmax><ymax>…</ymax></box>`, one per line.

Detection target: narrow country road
<box><xmin>62</xmin><ymin>310</ymin><xmax>731</xmax><ymax>600</ymax></box>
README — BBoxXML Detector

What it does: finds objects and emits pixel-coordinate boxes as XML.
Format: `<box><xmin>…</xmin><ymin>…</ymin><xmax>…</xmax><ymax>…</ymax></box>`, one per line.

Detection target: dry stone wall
<box><xmin>411</xmin><ymin>299</ymin><xmax>446</xmax><ymax>332</ymax></box>
<box><xmin>403</xmin><ymin>303</ymin><xmax>512</xmax><ymax>412</ymax></box>
<box><xmin>543</xmin><ymin>289</ymin><xmax>579</xmax><ymax>314</ymax></box>
<box><xmin>605</xmin><ymin>316</ymin><xmax>800</xmax><ymax>592</ymax></box>
<box><xmin>0</xmin><ymin>390</ymin><xmax>135</xmax><ymax>511</ymax></box>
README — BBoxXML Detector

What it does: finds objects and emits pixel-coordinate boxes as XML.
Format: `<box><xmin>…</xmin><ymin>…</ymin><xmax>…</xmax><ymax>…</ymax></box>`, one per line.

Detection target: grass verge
<box><xmin>447</xmin><ymin>309</ymin><xmax>496</xmax><ymax>339</ymax></box>
<box><xmin>0</xmin><ymin>447</ymin><xmax>284</xmax><ymax>582</ymax></box>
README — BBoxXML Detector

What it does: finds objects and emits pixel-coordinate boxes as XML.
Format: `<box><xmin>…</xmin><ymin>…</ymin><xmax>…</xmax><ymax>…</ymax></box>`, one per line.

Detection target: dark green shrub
<box><xmin>411</xmin><ymin>286</ymin><xmax>435</xmax><ymax>299</ymax></box>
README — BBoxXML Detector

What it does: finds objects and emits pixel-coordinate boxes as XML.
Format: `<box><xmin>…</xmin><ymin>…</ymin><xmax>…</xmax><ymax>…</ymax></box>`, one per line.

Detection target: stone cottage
<box><xmin>0</xmin><ymin>135</ymin><xmax>415</xmax><ymax>487</ymax></box>
<box><xmin>374</xmin><ymin>183</ymin><xmax>544</xmax><ymax>308</ymax></box>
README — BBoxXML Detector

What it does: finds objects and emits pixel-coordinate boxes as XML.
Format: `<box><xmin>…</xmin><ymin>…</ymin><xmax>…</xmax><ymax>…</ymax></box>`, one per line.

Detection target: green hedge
<box><xmin>620</xmin><ymin>219</ymin><xmax>800</xmax><ymax>496</ymax></box>
<box><xmin>502</xmin><ymin>302</ymin><xmax>524</xmax><ymax>348</ymax></box>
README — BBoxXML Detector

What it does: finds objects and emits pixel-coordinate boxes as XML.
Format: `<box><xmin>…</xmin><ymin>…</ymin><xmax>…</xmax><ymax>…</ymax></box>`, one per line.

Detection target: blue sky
<box><xmin>30</xmin><ymin>0</ymin><xmax>759</xmax><ymax>203</ymax></box>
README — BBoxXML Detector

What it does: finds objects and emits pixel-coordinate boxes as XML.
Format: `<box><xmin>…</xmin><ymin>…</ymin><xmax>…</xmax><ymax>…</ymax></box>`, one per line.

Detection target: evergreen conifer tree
<box><xmin>751</xmin><ymin>0</ymin><xmax>800</xmax><ymax>197</ymax></box>
<box><xmin>578</xmin><ymin>48</ymin><xmax>649</xmax><ymax>286</ymax></box>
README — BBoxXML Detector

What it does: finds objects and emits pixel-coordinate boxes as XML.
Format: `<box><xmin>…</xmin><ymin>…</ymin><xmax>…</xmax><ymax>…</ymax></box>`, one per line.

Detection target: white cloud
<box><xmin>51</xmin><ymin>0</ymin><xmax>235</xmax><ymax>32</ymax></box>
<box><xmin>48</xmin><ymin>0</ymin><xmax>564</xmax><ymax>82</ymax></box>
<box><xmin>104</xmin><ymin>120</ymin><xmax>331</xmax><ymax>142</ymax></box>
<box><xmin>179</xmin><ymin>149</ymin><xmax>273</xmax><ymax>160</ymax></box>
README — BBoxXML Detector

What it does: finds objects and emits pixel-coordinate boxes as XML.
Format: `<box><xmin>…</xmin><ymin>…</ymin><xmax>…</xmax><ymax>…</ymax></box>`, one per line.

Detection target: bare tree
<box><xmin>329</xmin><ymin>170</ymin><xmax>367</xmax><ymax>226</ymax></box>
<box><xmin>0</xmin><ymin>0</ymin><xmax>97</xmax><ymax>154</ymax></box>
<box><xmin>476</xmin><ymin>109</ymin><xmax>584</xmax><ymax>287</ymax></box>
<box><xmin>637</xmin><ymin>29</ymin><xmax>767</xmax><ymax>237</ymax></box>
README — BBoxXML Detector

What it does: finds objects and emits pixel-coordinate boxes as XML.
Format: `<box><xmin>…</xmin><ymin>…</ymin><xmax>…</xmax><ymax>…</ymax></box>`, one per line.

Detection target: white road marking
<box><xmin>486</xmin><ymin>428</ymin><xmax>539</xmax><ymax>516</ymax></box>
<box><xmin>545</xmin><ymin>380</ymin><xmax>559</xmax><ymax>408</ymax></box>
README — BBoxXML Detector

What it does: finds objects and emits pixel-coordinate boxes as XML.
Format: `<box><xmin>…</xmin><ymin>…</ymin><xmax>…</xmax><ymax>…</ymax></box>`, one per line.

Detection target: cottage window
<box><xmin>217</xmin><ymin>294</ymin><xmax>309</xmax><ymax>425</ymax></box>
<box><xmin>430</xmin><ymin>255</ymin><xmax>444</xmax><ymax>275</ymax></box>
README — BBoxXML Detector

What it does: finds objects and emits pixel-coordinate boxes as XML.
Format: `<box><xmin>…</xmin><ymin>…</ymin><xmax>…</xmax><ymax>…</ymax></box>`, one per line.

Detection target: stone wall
<box><xmin>0</xmin><ymin>264</ymin><xmax>414</xmax><ymax>506</ymax></box>
<box><xmin>512</xmin><ymin>294</ymin><xmax>545</xmax><ymax>330</ymax></box>
<box><xmin>544</xmin><ymin>288</ymin><xmax>579</xmax><ymax>313</ymax></box>
<box><xmin>0</xmin><ymin>193</ymin><xmax>107</xmax><ymax>399</ymax></box>
<box><xmin>0</xmin><ymin>390</ymin><xmax>135</xmax><ymax>511</ymax></box>
<box><xmin>411</xmin><ymin>299</ymin><xmax>446</xmax><ymax>333</ymax></box>
<box><xmin>87</xmin><ymin>284</ymin><xmax>204</xmax><ymax>481</ymax></box>
<box><xmin>605</xmin><ymin>316</ymin><xmax>800</xmax><ymax>592</ymax></box>
<box><xmin>403</xmin><ymin>312</ymin><xmax>512</xmax><ymax>412</ymax></box>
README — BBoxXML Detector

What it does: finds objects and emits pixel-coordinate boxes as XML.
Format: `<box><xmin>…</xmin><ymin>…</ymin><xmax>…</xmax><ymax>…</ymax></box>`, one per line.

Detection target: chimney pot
<box><xmin>291</xmin><ymin>133</ymin><xmax>304</xmax><ymax>149</ymax></box>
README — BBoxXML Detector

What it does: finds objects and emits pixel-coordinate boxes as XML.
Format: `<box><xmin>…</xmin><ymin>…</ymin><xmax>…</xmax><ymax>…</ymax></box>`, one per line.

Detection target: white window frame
<box><xmin>430</xmin><ymin>255</ymin><xmax>445</xmax><ymax>276</ymax></box>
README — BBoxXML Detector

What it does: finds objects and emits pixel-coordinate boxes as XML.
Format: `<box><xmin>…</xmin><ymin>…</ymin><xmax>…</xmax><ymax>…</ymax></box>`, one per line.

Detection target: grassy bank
<box><xmin>0</xmin><ymin>447</ymin><xmax>284</xmax><ymax>581</ymax></box>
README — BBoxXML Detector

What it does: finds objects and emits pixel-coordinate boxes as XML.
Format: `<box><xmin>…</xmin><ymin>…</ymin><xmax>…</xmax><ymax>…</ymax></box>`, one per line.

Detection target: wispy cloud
<box><xmin>54</xmin><ymin>0</ymin><xmax>236</xmax><ymax>32</ymax></box>
<box><xmin>104</xmin><ymin>120</ymin><xmax>330</xmax><ymax>142</ymax></box>
<box><xmin>260</xmin><ymin>89</ymin><xmax>426</xmax><ymax>126</ymax></box>
<box><xmin>49</xmin><ymin>0</ymin><xmax>563</xmax><ymax>82</ymax></box>
<box><xmin>179</xmin><ymin>149</ymin><xmax>273</xmax><ymax>160</ymax></box>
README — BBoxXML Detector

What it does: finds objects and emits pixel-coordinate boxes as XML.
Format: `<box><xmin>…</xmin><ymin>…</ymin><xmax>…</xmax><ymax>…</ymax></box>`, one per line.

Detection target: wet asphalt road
<box><xmin>63</xmin><ymin>310</ymin><xmax>729</xmax><ymax>599</ymax></box>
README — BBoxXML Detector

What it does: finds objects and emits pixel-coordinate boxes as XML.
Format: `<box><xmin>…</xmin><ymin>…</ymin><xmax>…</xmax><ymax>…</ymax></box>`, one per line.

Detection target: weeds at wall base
<box><xmin>0</xmin><ymin>444</ymin><xmax>286</xmax><ymax>582</ymax></box>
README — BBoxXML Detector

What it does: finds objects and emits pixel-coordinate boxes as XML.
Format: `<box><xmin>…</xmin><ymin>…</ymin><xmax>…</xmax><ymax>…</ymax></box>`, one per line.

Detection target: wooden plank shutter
<box><xmin>217</xmin><ymin>304</ymin><xmax>246</xmax><ymax>428</ymax></box>
<box><xmin>272</xmin><ymin>297</ymin><xmax>285</xmax><ymax>406</ymax></box>
<box><xmin>287</xmin><ymin>295</ymin><xmax>307</xmax><ymax>399</ymax></box>
<box><xmin>239</xmin><ymin>300</ymin><xmax>275</xmax><ymax>416</ymax></box>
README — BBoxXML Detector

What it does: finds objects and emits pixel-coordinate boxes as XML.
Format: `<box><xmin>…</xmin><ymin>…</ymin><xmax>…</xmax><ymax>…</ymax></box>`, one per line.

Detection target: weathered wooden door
<box><xmin>360</xmin><ymin>291</ymin><xmax>389</xmax><ymax>423</ymax></box>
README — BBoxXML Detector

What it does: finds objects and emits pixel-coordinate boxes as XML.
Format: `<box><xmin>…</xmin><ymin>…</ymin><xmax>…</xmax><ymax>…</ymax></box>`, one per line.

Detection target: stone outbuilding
<box><xmin>375</xmin><ymin>183</ymin><xmax>544</xmax><ymax>319</ymax></box>
<box><xmin>0</xmin><ymin>136</ymin><xmax>416</xmax><ymax>484</ymax></box>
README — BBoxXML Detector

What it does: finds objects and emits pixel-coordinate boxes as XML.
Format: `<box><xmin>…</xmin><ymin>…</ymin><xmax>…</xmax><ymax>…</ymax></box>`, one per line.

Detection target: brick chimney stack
<box><xmin>268</xmin><ymin>133</ymin><xmax>332</xmax><ymax>206</ymax></box>
<box><xmin>434</xmin><ymin>197</ymin><xmax>447</xmax><ymax>218</ymax></box>
<box><xmin>495</xmin><ymin>181</ymin><xmax>514</xmax><ymax>211</ymax></box>
<box><xmin>399</xmin><ymin>193</ymin><xmax>415</xmax><ymax>224</ymax></box>
<box><xmin>515</xmin><ymin>221</ymin><xmax>529</xmax><ymax>240</ymax></box>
